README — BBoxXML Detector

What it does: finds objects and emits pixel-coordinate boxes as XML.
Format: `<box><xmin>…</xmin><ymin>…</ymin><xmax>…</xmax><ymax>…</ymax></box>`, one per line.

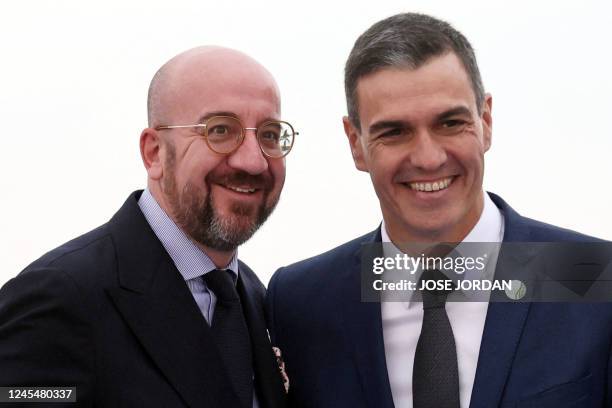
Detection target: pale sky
<box><xmin>1</xmin><ymin>0</ymin><xmax>611</xmax><ymax>287</ymax></box>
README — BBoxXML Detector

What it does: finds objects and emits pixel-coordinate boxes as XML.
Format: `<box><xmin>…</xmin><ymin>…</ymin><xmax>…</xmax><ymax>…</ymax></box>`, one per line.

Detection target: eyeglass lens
<box><xmin>205</xmin><ymin>116</ymin><xmax>294</xmax><ymax>157</ymax></box>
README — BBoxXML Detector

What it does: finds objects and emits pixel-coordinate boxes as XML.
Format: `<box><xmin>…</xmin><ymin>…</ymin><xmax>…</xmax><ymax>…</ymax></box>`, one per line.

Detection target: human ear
<box><xmin>481</xmin><ymin>93</ymin><xmax>493</xmax><ymax>152</ymax></box>
<box><xmin>343</xmin><ymin>116</ymin><xmax>368</xmax><ymax>172</ymax></box>
<box><xmin>139</xmin><ymin>128</ymin><xmax>163</xmax><ymax>180</ymax></box>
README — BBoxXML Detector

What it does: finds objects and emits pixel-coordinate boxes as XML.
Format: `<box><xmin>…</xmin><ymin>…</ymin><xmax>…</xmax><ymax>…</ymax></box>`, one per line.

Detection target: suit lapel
<box><xmin>107</xmin><ymin>258</ymin><xmax>240</xmax><ymax>408</ymax></box>
<box><xmin>237</xmin><ymin>262</ymin><xmax>286</xmax><ymax>408</ymax></box>
<box><xmin>105</xmin><ymin>192</ymin><xmax>241</xmax><ymax>408</ymax></box>
<box><xmin>469</xmin><ymin>193</ymin><xmax>535</xmax><ymax>408</ymax></box>
<box><xmin>469</xmin><ymin>250</ymin><xmax>532</xmax><ymax>408</ymax></box>
<box><xmin>341</xmin><ymin>228</ymin><xmax>395</xmax><ymax>408</ymax></box>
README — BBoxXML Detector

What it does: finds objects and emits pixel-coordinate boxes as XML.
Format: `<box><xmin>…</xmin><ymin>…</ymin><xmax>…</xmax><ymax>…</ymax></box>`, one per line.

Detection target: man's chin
<box><xmin>391</xmin><ymin>212</ymin><xmax>457</xmax><ymax>242</ymax></box>
<box><xmin>202</xmin><ymin>214</ymin><xmax>260</xmax><ymax>251</ymax></box>
<box><xmin>220</xmin><ymin>215</ymin><xmax>259</xmax><ymax>236</ymax></box>
<box><xmin>197</xmin><ymin>193</ymin><xmax>278</xmax><ymax>251</ymax></box>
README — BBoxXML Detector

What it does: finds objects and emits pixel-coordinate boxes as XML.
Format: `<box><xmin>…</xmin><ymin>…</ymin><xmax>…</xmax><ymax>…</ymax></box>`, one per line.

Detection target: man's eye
<box><xmin>261</xmin><ymin>131</ymin><xmax>280</xmax><ymax>141</ymax></box>
<box><xmin>437</xmin><ymin>119</ymin><xmax>468</xmax><ymax>136</ymax></box>
<box><xmin>442</xmin><ymin>119</ymin><xmax>465</xmax><ymax>128</ymax></box>
<box><xmin>379</xmin><ymin>128</ymin><xmax>403</xmax><ymax>138</ymax></box>
<box><xmin>208</xmin><ymin>125</ymin><xmax>231</xmax><ymax>136</ymax></box>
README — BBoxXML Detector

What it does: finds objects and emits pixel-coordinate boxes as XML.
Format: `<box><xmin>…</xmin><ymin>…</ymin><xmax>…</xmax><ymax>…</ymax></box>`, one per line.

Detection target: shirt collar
<box><xmin>381</xmin><ymin>192</ymin><xmax>504</xmax><ymax>245</ymax></box>
<box><xmin>461</xmin><ymin>191</ymin><xmax>505</xmax><ymax>243</ymax></box>
<box><xmin>380</xmin><ymin>192</ymin><xmax>505</xmax><ymax>302</ymax></box>
<box><xmin>137</xmin><ymin>189</ymin><xmax>239</xmax><ymax>282</ymax></box>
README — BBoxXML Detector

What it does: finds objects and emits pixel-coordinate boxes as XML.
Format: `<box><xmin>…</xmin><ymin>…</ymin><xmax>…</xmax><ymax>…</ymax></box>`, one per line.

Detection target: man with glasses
<box><xmin>0</xmin><ymin>46</ymin><xmax>292</xmax><ymax>407</ymax></box>
<box><xmin>266</xmin><ymin>13</ymin><xmax>611</xmax><ymax>408</ymax></box>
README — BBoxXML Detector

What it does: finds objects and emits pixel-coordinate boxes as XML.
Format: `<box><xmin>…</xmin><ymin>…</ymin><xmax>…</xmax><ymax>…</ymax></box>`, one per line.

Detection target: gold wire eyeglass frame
<box><xmin>155</xmin><ymin>115</ymin><xmax>298</xmax><ymax>158</ymax></box>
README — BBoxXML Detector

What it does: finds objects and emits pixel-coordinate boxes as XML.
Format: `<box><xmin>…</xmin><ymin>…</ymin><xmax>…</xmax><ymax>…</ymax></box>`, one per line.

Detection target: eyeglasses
<box><xmin>155</xmin><ymin>115</ymin><xmax>297</xmax><ymax>158</ymax></box>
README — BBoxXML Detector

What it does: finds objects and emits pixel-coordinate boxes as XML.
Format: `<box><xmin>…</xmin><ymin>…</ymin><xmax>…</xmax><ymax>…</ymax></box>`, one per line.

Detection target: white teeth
<box><xmin>227</xmin><ymin>186</ymin><xmax>256</xmax><ymax>193</ymax></box>
<box><xmin>408</xmin><ymin>177</ymin><xmax>453</xmax><ymax>192</ymax></box>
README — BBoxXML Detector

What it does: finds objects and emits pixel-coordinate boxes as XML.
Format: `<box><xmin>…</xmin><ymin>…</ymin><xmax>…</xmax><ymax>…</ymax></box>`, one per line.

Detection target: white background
<box><xmin>1</xmin><ymin>0</ymin><xmax>611</xmax><ymax>287</ymax></box>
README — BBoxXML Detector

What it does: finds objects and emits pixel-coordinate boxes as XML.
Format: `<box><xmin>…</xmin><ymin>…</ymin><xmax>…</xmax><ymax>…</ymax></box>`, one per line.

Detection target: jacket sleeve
<box><xmin>0</xmin><ymin>267</ymin><xmax>95</xmax><ymax>407</ymax></box>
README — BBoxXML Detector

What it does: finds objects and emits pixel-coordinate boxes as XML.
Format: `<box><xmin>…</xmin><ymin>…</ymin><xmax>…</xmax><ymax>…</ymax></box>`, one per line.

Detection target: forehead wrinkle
<box><xmin>367</xmin><ymin>103</ymin><xmax>472</xmax><ymax>131</ymax></box>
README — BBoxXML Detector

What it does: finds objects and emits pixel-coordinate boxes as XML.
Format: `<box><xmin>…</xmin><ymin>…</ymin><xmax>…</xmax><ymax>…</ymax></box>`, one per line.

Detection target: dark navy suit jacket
<box><xmin>0</xmin><ymin>191</ymin><xmax>286</xmax><ymax>408</ymax></box>
<box><xmin>267</xmin><ymin>193</ymin><xmax>612</xmax><ymax>407</ymax></box>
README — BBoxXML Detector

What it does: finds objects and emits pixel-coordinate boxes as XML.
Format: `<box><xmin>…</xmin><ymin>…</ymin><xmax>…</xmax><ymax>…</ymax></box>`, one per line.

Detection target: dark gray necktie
<box><xmin>412</xmin><ymin>269</ymin><xmax>460</xmax><ymax>408</ymax></box>
<box><xmin>204</xmin><ymin>269</ymin><xmax>253</xmax><ymax>408</ymax></box>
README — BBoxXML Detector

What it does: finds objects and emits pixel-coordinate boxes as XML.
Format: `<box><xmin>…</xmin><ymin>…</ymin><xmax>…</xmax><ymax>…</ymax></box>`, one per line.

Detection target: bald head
<box><xmin>147</xmin><ymin>46</ymin><xmax>280</xmax><ymax>127</ymax></box>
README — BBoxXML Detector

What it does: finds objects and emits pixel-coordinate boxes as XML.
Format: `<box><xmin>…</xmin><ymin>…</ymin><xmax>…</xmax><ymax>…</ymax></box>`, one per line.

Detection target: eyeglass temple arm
<box><xmin>155</xmin><ymin>125</ymin><xmax>299</xmax><ymax>136</ymax></box>
<box><xmin>155</xmin><ymin>124</ymin><xmax>207</xmax><ymax>130</ymax></box>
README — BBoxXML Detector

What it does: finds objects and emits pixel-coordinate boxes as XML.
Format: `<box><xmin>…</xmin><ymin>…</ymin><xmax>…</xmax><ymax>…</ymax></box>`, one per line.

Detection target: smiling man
<box><xmin>347</xmin><ymin>51</ymin><xmax>491</xmax><ymax>245</ymax></box>
<box><xmin>266</xmin><ymin>13</ymin><xmax>612</xmax><ymax>408</ymax></box>
<box><xmin>0</xmin><ymin>47</ymin><xmax>290</xmax><ymax>407</ymax></box>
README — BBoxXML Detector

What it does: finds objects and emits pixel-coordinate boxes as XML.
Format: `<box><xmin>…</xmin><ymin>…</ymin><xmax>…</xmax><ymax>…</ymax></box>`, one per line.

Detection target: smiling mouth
<box><xmin>220</xmin><ymin>184</ymin><xmax>259</xmax><ymax>194</ymax></box>
<box><xmin>407</xmin><ymin>177</ymin><xmax>454</xmax><ymax>192</ymax></box>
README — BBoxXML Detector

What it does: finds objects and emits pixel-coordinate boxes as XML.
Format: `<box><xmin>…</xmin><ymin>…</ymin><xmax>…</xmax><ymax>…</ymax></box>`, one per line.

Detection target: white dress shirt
<box><xmin>381</xmin><ymin>193</ymin><xmax>505</xmax><ymax>408</ymax></box>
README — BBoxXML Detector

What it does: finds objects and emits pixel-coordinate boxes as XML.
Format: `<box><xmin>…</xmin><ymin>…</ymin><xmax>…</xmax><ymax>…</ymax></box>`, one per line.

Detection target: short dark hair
<box><xmin>344</xmin><ymin>12</ymin><xmax>485</xmax><ymax>129</ymax></box>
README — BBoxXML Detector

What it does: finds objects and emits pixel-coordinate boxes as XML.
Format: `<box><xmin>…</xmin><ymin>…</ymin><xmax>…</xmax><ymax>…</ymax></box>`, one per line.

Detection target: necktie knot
<box><xmin>204</xmin><ymin>269</ymin><xmax>239</xmax><ymax>302</ymax></box>
<box><xmin>419</xmin><ymin>269</ymin><xmax>455</xmax><ymax>309</ymax></box>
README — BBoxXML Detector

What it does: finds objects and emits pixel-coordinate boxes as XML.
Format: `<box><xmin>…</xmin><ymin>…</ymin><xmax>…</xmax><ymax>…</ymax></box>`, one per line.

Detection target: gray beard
<box><xmin>177</xmin><ymin>182</ymin><xmax>276</xmax><ymax>251</ymax></box>
<box><xmin>162</xmin><ymin>158</ymin><xmax>277</xmax><ymax>252</ymax></box>
<box><xmin>161</xmin><ymin>140</ymin><xmax>279</xmax><ymax>251</ymax></box>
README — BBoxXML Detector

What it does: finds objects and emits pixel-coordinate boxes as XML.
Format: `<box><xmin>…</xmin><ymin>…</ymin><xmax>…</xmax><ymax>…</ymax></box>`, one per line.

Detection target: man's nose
<box><xmin>408</xmin><ymin>130</ymin><xmax>447</xmax><ymax>170</ymax></box>
<box><xmin>227</xmin><ymin>129</ymin><xmax>269</xmax><ymax>175</ymax></box>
